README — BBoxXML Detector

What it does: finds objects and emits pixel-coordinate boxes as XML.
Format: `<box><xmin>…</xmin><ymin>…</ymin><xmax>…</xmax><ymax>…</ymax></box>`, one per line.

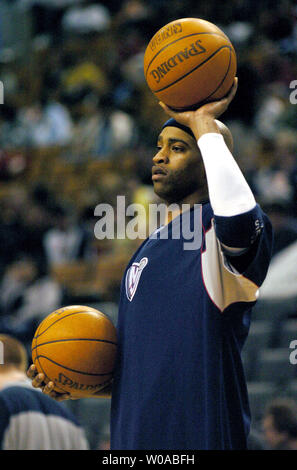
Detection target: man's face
<box><xmin>152</xmin><ymin>127</ymin><xmax>206</xmax><ymax>204</ymax></box>
<box><xmin>262</xmin><ymin>415</ymin><xmax>288</xmax><ymax>449</ymax></box>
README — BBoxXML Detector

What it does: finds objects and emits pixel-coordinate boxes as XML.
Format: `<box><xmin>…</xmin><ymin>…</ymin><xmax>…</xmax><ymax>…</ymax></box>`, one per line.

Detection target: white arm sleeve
<box><xmin>198</xmin><ymin>133</ymin><xmax>256</xmax><ymax>217</ymax></box>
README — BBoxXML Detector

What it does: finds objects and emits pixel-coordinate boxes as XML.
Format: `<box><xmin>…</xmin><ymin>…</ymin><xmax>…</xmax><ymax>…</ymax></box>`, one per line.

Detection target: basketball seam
<box><xmin>33</xmin><ymin>337</ymin><xmax>90</xmax><ymax>395</ymax></box>
<box><xmin>35</xmin><ymin>348</ymin><xmax>52</xmax><ymax>384</ymax></box>
<box><xmin>34</xmin><ymin>331</ymin><xmax>42</xmax><ymax>376</ymax></box>
<box><xmin>203</xmin><ymin>47</ymin><xmax>233</xmax><ymax>101</ymax></box>
<box><xmin>31</xmin><ymin>337</ymin><xmax>117</xmax><ymax>352</ymax></box>
<box><xmin>145</xmin><ymin>31</ymin><xmax>229</xmax><ymax>78</ymax></box>
<box><xmin>153</xmin><ymin>45</ymin><xmax>232</xmax><ymax>93</ymax></box>
<box><xmin>35</xmin><ymin>355</ymin><xmax>114</xmax><ymax>376</ymax></box>
<box><xmin>33</xmin><ymin>324</ymin><xmax>40</xmax><ymax>362</ymax></box>
<box><xmin>35</xmin><ymin>310</ymin><xmax>108</xmax><ymax>339</ymax></box>
<box><xmin>171</xmin><ymin>48</ymin><xmax>234</xmax><ymax>110</ymax></box>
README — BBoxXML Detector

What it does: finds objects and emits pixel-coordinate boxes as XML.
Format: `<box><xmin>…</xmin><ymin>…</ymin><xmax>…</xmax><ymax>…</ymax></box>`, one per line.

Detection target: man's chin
<box><xmin>153</xmin><ymin>184</ymin><xmax>181</xmax><ymax>205</ymax></box>
<box><xmin>153</xmin><ymin>181</ymin><xmax>203</xmax><ymax>205</ymax></box>
<box><xmin>153</xmin><ymin>182</ymin><xmax>169</xmax><ymax>200</ymax></box>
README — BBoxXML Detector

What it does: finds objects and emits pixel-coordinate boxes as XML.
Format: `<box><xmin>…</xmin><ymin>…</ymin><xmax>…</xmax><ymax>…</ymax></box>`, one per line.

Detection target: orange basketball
<box><xmin>144</xmin><ymin>17</ymin><xmax>237</xmax><ymax>110</ymax></box>
<box><xmin>31</xmin><ymin>305</ymin><xmax>117</xmax><ymax>397</ymax></box>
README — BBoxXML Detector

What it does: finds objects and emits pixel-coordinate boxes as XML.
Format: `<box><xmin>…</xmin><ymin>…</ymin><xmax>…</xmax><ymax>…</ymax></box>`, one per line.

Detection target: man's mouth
<box><xmin>152</xmin><ymin>166</ymin><xmax>167</xmax><ymax>181</ymax></box>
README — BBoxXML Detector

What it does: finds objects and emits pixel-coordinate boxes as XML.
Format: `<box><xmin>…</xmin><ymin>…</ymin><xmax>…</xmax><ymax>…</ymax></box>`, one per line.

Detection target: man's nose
<box><xmin>152</xmin><ymin>150</ymin><xmax>169</xmax><ymax>164</ymax></box>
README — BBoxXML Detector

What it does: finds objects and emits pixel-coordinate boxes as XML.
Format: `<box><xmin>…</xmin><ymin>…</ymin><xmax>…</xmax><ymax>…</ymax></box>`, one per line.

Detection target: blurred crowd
<box><xmin>0</xmin><ymin>0</ymin><xmax>296</xmax><ymax>450</ymax></box>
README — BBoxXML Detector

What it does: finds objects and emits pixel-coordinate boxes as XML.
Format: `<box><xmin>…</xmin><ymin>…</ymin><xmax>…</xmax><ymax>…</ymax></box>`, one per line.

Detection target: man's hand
<box><xmin>27</xmin><ymin>364</ymin><xmax>77</xmax><ymax>402</ymax></box>
<box><xmin>27</xmin><ymin>364</ymin><xmax>112</xmax><ymax>400</ymax></box>
<box><xmin>159</xmin><ymin>77</ymin><xmax>238</xmax><ymax>141</ymax></box>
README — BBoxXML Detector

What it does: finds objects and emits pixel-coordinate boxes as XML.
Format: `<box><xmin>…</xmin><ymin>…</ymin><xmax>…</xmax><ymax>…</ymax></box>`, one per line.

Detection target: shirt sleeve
<box><xmin>214</xmin><ymin>204</ymin><xmax>264</xmax><ymax>249</ymax></box>
<box><xmin>198</xmin><ymin>133</ymin><xmax>256</xmax><ymax>217</ymax></box>
<box><xmin>201</xmin><ymin>208</ymin><xmax>273</xmax><ymax>313</ymax></box>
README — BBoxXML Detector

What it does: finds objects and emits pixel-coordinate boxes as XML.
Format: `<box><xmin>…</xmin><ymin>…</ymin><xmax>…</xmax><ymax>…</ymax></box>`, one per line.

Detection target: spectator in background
<box><xmin>60</xmin><ymin>50</ymin><xmax>108</xmax><ymax>103</ymax></box>
<box><xmin>61</xmin><ymin>1</ymin><xmax>111</xmax><ymax>36</ymax></box>
<box><xmin>0</xmin><ymin>334</ymin><xmax>89</xmax><ymax>450</ymax></box>
<box><xmin>18</xmin><ymin>92</ymin><xmax>73</xmax><ymax>148</ymax></box>
<box><xmin>0</xmin><ymin>188</ymin><xmax>27</xmax><ymax>276</ymax></box>
<box><xmin>252</xmin><ymin>129</ymin><xmax>296</xmax><ymax>210</ymax></box>
<box><xmin>41</xmin><ymin>87</ymin><xmax>74</xmax><ymax>146</ymax></box>
<box><xmin>69</xmin><ymin>90</ymin><xmax>103</xmax><ymax>160</ymax></box>
<box><xmin>0</xmin><ymin>104</ymin><xmax>28</xmax><ymax>149</ymax></box>
<box><xmin>254</xmin><ymin>83</ymin><xmax>288</xmax><ymax>139</ymax></box>
<box><xmin>262</xmin><ymin>398</ymin><xmax>297</xmax><ymax>450</ymax></box>
<box><xmin>21</xmin><ymin>193</ymin><xmax>53</xmax><ymax>270</ymax></box>
<box><xmin>17</xmin><ymin>0</ymin><xmax>82</xmax><ymax>42</ymax></box>
<box><xmin>0</xmin><ymin>254</ymin><xmax>62</xmax><ymax>328</ymax></box>
<box><xmin>43</xmin><ymin>204</ymin><xmax>93</xmax><ymax>267</ymax></box>
<box><xmin>0</xmin><ymin>185</ymin><xmax>50</xmax><ymax>276</ymax></box>
<box><xmin>95</xmin><ymin>93</ymin><xmax>137</xmax><ymax>158</ymax></box>
<box><xmin>70</xmin><ymin>92</ymin><xmax>137</xmax><ymax>160</ymax></box>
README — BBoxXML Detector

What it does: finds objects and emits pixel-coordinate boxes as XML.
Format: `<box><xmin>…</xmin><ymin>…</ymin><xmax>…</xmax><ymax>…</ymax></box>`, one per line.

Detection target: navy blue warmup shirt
<box><xmin>110</xmin><ymin>202</ymin><xmax>273</xmax><ymax>450</ymax></box>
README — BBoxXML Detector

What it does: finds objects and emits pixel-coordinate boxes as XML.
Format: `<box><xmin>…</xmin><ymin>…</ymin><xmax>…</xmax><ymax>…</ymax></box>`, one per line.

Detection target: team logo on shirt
<box><xmin>125</xmin><ymin>257</ymin><xmax>148</xmax><ymax>301</ymax></box>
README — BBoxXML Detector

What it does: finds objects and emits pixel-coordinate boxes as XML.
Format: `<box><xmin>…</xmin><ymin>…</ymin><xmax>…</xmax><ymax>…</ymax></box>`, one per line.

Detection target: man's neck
<box><xmin>0</xmin><ymin>369</ymin><xmax>27</xmax><ymax>390</ymax></box>
<box><xmin>164</xmin><ymin>190</ymin><xmax>208</xmax><ymax>225</ymax></box>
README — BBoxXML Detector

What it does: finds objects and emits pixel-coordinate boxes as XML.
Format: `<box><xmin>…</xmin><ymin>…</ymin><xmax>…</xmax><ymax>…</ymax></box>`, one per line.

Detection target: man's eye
<box><xmin>172</xmin><ymin>146</ymin><xmax>184</xmax><ymax>152</ymax></box>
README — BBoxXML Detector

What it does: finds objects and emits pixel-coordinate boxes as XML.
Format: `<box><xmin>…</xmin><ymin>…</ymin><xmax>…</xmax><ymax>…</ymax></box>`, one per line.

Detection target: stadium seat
<box><xmin>247</xmin><ymin>381</ymin><xmax>277</xmax><ymax>424</ymax></box>
<box><xmin>256</xmin><ymin>348</ymin><xmax>295</xmax><ymax>384</ymax></box>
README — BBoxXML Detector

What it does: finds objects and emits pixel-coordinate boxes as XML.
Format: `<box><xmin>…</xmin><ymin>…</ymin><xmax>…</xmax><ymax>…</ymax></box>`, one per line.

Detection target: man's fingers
<box><xmin>32</xmin><ymin>372</ymin><xmax>44</xmax><ymax>385</ymax></box>
<box><xmin>225</xmin><ymin>77</ymin><xmax>238</xmax><ymax>104</ymax></box>
<box><xmin>27</xmin><ymin>364</ymin><xmax>72</xmax><ymax>401</ymax></box>
<box><xmin>43</xmin><ymin>381</ymin><xmax>55</xmax><ymax>395</ymax></box>
<box><xmin>160</xmin><ymin>77</ymin><xmax>238</xmax><ymax>115</ymax></box>
<box><xmin>48</xmin><ymin>389</ymin><xmax>72</xmax><ymax>402</ymax></box>
<box><xmin>28</xmin><ymin>365</ymin><xmax>48</xmax><ymax>390</ymax></box>
<box><xmin>159</xmin><ymin>101</ymin><xmax>183</xmax><ymax>119</ymax></box>
<box><xmin>159</xmin><ymin>101</ymin><xmax>191</xmax><ymax>126</ymax></box>
<box><xmin>42</xmin><ymin>381</ymin><xmax>72</xmax><ymax>401</ymax></box>
<box><xmin>27</xmin><ymin>364</ymin><xmax>38</xmax><ymax>379</ymax></box>
<box><xmin>159</xmin><ymin>101</ymin><xmax>173</xmax><ymax>115</ymax></box>
<box><xmin>27</xmin><ymin>364</ymin><xmax>51</xmax><ymax>386</ymax></box>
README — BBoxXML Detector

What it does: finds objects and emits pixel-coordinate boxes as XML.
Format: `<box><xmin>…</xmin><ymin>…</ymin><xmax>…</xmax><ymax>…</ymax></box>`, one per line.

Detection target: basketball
<box><xmin>31</xmin><ymin>305</ymin><xmax>117</xmax><ymax>397</ymax></box>
<box><xmin>144</xmin><ymin>17</ymin><xmax>237</xmax><ymax>110</ymax></box>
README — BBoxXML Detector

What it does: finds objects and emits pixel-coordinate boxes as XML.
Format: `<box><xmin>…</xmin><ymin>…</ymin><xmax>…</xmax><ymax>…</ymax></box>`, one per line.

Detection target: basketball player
<box><xmin>28</xmin><ymin>78</ymin><xmax>273</xmax><ymax>449</ymax></box>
